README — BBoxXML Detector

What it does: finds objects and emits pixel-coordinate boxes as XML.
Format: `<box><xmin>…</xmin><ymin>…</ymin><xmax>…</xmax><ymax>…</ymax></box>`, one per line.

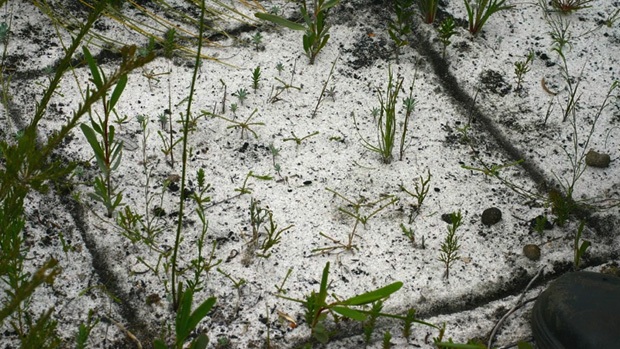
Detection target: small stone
<box><xmin>523</xmin><ymin>244</ymin><xmax>541</xmax><ymax>261</ymax></box>
<box><xmin>481</xmin><ymin>207</ymin><xmax>502</xmax><ymax>226</ymax></box>
<box><xmin>441</xmin><ymin>213</ymin><xmax>452</xmax><ymax>224</ymax></box>
<box><xmin>585</xmin><ymin>149</ymin><xmax>610</xmax><ymax>168</ymax></box>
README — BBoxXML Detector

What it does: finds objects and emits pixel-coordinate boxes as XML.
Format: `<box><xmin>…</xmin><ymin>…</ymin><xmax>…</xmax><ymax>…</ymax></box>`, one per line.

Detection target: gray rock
<box><xmin>585</xmin><ymin>149</ymin><xmax>610</xmax><ymax>168</ymax></box>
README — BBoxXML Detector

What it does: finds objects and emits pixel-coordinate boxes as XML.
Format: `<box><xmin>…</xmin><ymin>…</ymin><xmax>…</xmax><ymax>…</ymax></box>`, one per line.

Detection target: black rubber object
<box><xmin>531</xmin><ymin>271</ymin><xmax>620</xmax><ymax>349</ymax></box>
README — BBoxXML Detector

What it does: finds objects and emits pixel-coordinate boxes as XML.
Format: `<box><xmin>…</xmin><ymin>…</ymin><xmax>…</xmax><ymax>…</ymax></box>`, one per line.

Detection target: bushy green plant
<box><xmin>80</xmin><ymin>46</ymin><xmax>127</xmax><ymax>218</ymax></box>
<box><xmin>278</xmin><ymin>262</ymin><xmax>420</xmax><ymax>344</ymax></box>
<box><xmin>388</xmin><ymin>0</ymin><xmax>415</xmax><ymax>62</ymax></box>
<box><xmin>439</xmin><ymin>211</ymin><xmax>462</xmax><ymax>280</ymax></box>
<box><xmin>255</xmin><ymin>0</ymin><xmax>340</xmax><ymax>64</ymax></box>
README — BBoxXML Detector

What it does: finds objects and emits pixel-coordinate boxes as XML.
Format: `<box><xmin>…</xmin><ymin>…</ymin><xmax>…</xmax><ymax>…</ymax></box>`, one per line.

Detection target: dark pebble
<box><xmin>481</xmin><ymin>207</ymin><xmax>502</xmax><ymax>226</ymax></box>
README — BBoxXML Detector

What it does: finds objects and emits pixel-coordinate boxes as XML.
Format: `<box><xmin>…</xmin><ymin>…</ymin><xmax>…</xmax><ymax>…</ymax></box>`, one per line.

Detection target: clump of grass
<box><xmin>464</xmin><ymin>0</ymin><xmax>514</xmax><ymax>35</ymax></box>
<box><xmin>551</xmin><ymin>0</ymin><xmax>594</xmax><ymax>13</ymax></box>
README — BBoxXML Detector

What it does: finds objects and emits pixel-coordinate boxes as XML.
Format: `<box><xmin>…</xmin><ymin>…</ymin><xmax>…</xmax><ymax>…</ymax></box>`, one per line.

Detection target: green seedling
<box><xmin>283</xmin><ymin>131</ymin><xmax>320</xmax><ymax>146</ymax></box>
<box><xmin>275</xmin><ymin>62</ymin><xmax>285</xmax><ymax>75</ymax></box>
<box><xmin>234</xmin><ymin>171</ymin><xmax>273</xmax><ymax>195</ymax></box>
<box><xmin>533</xmin><ymin>215</ymin><xmax>549</xmax><ymax>236</ymax></box>
<box><xmin>251</xmin><ymin>32</ymin><xmax>263</xmax><ymax>51</ymax></box>
<box><xmin>551</xmin><ymin>0</ymin><xmax>594</xmax><ymax>13</ymax></box>
<box><xmin>438</xmin><ymin>17</ymin><xmax>457</xmax><ymax>59</ymax></box>
<box><xmin>207</xmin><ymin>109</ymin><xmax>264</xmax><ymax>139</ymax></box>
<box><xmin>326</xmin><ymin>188</ymin><xmax>398</xmax><ymax>227</ymax></box>
<box><xmin>417</xmin><ymin>0</ymin><xmax>439</xmax><ymax>24</ymax></box>
<box><xmin>80</xmin><ymin>46</ymin><xmax>127</xmax><ymax>218</ymax></box>
<box><xmin>75</xmin><ymin>310</ymin><xmax>98</xmax><ymax>349</ymax></box>
<box><xmin>255</xmin><ymin>0</ymin><xmax>340</xmax><ymax>64</ymax></box>
<box><xmin>514</xmin><ymin>51</ymin><xmax>534</xmax><ymax>91</ymax></box>
<box><xmin>269</xmin><ymin>5</ymin><xmax>281</xmax><ymax>15</ymax></box>
<box><xmin>312</xmin><ymin>56</ymin><xmax>338</xmax><ymax>117</ymax></box>
<box><xmin>315</xmin><ymin>189</ymin><xmax>398</xmax><ymax>254</ymax></box>
<box><xmin>356</xmin><ymin>67</ymin><xmax>404</xmax><ymax>163</ymax></box>
<box><xmin>402</xmin><ymin>308</ymin><xmax>416</xmax><ymax>339</ymax></box>
<box><xmin>275</xmin><ymin>268</ymin><xmax>293</xmax><ymax>295</ymax></box>
<box><xmin>324</xmin><ymin>85</ymin><xmax>337</xmax><ymax>101</ymax></box>
<box><xmin>258</xmin><ymin>210</ymin><xmax>294</xmax><ymax>258</ymax></box>
<box><xmin>252</xmin><ymin>66</ymin><xmax>261</xmax><ymax>91</ymax></box>
<box><xmin>400</xmin><ymin>170</ymin><xmax>431</xmax><ymax>223</ymax></box>
<box><xmin>269</xmin><ymin>76</ymin><xmax>302</xmax><ymax>103</ymax></box>
<box><xmin>464</xmin><ymin>0</ymin><xmax>514</xmax><ymax>35</ymax></box>
<box><xmin>216</xmin><ymin>268</ymin><xmax>246</xmax><ymax>290</ymax></box>
<box><xmin>268</xmin><ymin>143</ymin><xmax>281</xmax><ymax>174</ymax></box>
<box><xmin>163</xmin><ymin>27</ymin><xmax>176</xmax><ymax>58</ymax></box>
<box><xmin>573</xmin><ymin>221</ymin><xmax>590</xmax><ymax>270</ymax></box>
<box><xmin>461</xmin><ymin>159</ymin><xmax>524</xmax><ymax>178</ymax></box>
<box><xmin>399</xmin><ymin>78</ymin><xmax>417</xmax><ymax>161</ymax></box>
<box><xmin>230</xmin><ymin>103</ymin><xmax>238</xmax><ymax>115</ymax></box>
<box><xmin>278</xmin><ymin>262</ymin><xmax>409</xmax><ymax>344</ymax></box>
<box><xmin>400</xmin><ymin>224</ymin><xmax>416</xmax><ymax>246</ymax></box>
<box><xmin>383</xmin><ymin>331</ymin><xmax>392</xmax><ymax>349</ymax></box>
<box><xmin>170</xmin><ymin>1</ymin><xmax>209</xmax><ymax>311</ymax></box>
<box><xmin>233</xmin><ymin>88</ymin><xmax>249</xmax><ymax>105</ymax></box>
<box><xmin>363</xmin><ymin>300</ymin><xmax>383</xmax><ymax>344</ymax></box>
<box><xmin>157</xmin><ymin>129</ymin><xmax>183</xmax><ymax>166</ymax></box>
<box><xmin>439</xmin><ymin>211</ymin><xmax>462</xmax><ymax>280</ymax></box>
<box><xmin>153</xmin><ymin>286</ymin><xmax>215</xmax><ymax>349</ymax></box>
<box><xmin>388</xmin><ymin>0</ymin><xmax>415</xmax><ymax>62</ymax></box>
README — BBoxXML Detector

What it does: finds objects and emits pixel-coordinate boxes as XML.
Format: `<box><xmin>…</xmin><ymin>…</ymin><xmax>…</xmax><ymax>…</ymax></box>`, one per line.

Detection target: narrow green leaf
<box><xmin>332</xmin><ymin>306</ymin><xmax>367</xmax><ymax>321</ymax></box>
<box><xmin>323</xmin><ymin>0</ymin><xmax>341</xmax><ymax>11</ymax></box>
<box><xmin>153</xmin><ymin>339</ymin><xmax>169</xmax><ymax>349</ymax></box>
<box><xmin>82</xmin><ymin>46</ymin><xmax>103</xmax><ymax>88</ymax></box>
<box><xmin>255</xmin><ymin>13</ymin><xmax>305</xmax><ymax>31</ymax></box>
<box><xmin>176</xmin><ymin>284</ymin><xmax>192</xmax><ymax>341</ymax></box>
<box><xmin>186</xmin><ymin>297</ymin><xmax>216</xmax><ymax>340</ymax></box>
<box><xmin>318</xmin><ymin>262</ymin><xmax>330</xmax><ymax>304</ymax></box>
<box><xmin>343</xmin><ymin>282</ymin><xmax>403</xmax><ymax>306</ymax></box>
<box><xmin>189</xmin><ymin>334</ymin><xmax>209</xmax><ymax>349</ymax></box>
<box><xmin>109</xmin><ymin>74</ymin><xmax>127</xmax><ymax>111</ymax></box>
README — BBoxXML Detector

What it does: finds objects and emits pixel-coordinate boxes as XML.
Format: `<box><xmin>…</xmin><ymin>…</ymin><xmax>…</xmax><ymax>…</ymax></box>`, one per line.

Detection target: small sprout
<box><xmin>234</xmin><ymin>88</ymin><xmax>249</xmax><ymax>105</ymax></box>
<box><xmin>275</xmin><ymin>62</ymin><xmax>285</xmax><ymax>75</ymax></box>
<box><xmin>163</xmin><ymin>28</ymin><xmax>176</xmax><ymax>58</ymax></box>
<box><xmin>251</xmin><ymin>32</ymin><xmax>263</xmax><ymax>51</ymax></box>
<box><xmin>158</xmin><ymin>113</ymin><xmax>168</xmax><ymax>129</ymax></box>
<box><xmin>371</xmin><ymin>107</ymin><xmax>380</xmax><ymax>119</ymax></box>
<box><xmin>252</xmin><ymin>66</ymin><xmax>261</xmax><ymax>91</ymax></box>
<box><xmin>382</xmin><ymin>331</ymin><xmax>392</xmax><ymax>349</ymax></box>
<box><xmin>324</xmin><ymin>85</ymin><xmax>337</xmax><ymax>101</ymax></box>
<box><xmin>400</xmin><ymin>224</ymin><xmax>415</xmax><ymax>245</ymax></box>
<box><xmin>514</xmin><ymin>50</ymin><xmax>534</xmax><ymax>91</ymax></box>
<box><xmin>136</xmin><ymin>114</ymin><xmax>147</xmax><ymax>124</ymax></box>
<box><xmin>403</xmin><ymin>96</ymin><xmax>416</xmax><ymax>114</ymax></box>
<box><xmin>283</xmin><ymin>131</ymin><xmax>320</xmax><ymax>146</ymax></box>
<box><xmin>230</xmin><ymin>103</ymin><xmax>238</xmax><ymax>116</ymax></box>
<box><xmin>269</xmin><ymin>5</ymin><xmax>281</xmax><ymax>15</ymax></box>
